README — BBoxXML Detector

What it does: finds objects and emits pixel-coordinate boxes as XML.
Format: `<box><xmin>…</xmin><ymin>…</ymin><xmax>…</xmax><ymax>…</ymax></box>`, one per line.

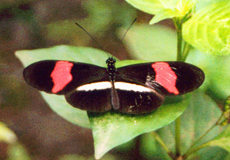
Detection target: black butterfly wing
<box><xmin>66</xmin><ymin>88</ymin><xmax>112</xmax><ymax>112</ymax></box>
<box><xmin>114</xmin><ymin>88</ymin><xmax>165</xmax><ymax>114</ymax></box>
<box><xmin>117</xmin><ymin>61</ymin><xmax>205</xmax><ymax>95</ymax></box>
<box><xmin>23</xmin><ymin>60</ymin><xmax>109</xmax><ymax>94</ymax></box>
<box><xmin>114</xmin><ymin>61</ymin><xmax>204</xmax><ymax>114</ymax></box>
<box><xmin>23</xmin><ymin>60</ymin><xmax>112</xmax><ymax>112</ymax></box>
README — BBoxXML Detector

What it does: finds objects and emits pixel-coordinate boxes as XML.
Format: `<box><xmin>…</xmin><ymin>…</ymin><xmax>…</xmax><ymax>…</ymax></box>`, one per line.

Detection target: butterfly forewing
<box><xmin>165</xmin><ymin>62</ymin><xmax>205</xmax><ymax>95</ymax></box>
<box><xmin>117</xmin><ymin>61</ymin><xmax>204</xmax><ymax>96</ymax></box>
<box><xmin>23</xmin><ymin>60</ymin><xmax>108</xmax><ymax>94</ymax></box>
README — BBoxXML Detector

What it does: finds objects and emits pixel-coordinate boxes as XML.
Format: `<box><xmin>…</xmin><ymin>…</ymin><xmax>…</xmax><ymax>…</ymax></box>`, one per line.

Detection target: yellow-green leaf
<box><xmin>183</xmin><ymin>1</ymin><xmax>230</xmax><ymax>55</ymax></box>
<box><xmin>125</xmin><ymin>0</ymin><xmax>196</xmax><ymax>24</ymax></box>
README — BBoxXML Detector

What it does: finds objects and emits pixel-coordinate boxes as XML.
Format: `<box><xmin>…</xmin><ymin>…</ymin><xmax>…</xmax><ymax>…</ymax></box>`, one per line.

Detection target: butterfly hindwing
<box><xmin>66</xmin><ymin>87</ymin><xmax>112</xmax><ymax>112</ymax></box>
<box><xmin>115</xmin><ymin>87</ymin><xmax>164</xmax><ymax>114</ymax></box>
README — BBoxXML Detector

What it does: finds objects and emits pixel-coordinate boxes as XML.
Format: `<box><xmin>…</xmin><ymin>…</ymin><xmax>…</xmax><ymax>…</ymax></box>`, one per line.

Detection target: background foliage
<box><xmin>1</xmin><ymin>0</ymin><xmax>230</xmax><ymax>160</ymax></box>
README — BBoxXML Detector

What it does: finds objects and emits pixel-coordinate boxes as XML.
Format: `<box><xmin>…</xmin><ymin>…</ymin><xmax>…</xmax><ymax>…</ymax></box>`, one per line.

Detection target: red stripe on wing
<box><xmin>51</xmin><ymin>61</ymin><xmax>73</xmax><ymax>93</ymax></box>
<box><xmin>152</xmin><ymin>62</ymin><xmax>179</xmax><ymax>95</ymax></box>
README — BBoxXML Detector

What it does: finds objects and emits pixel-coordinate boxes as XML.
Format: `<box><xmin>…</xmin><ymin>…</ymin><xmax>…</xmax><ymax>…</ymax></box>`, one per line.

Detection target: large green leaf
<box><xmin>89</xmin><ymin>95</ymin><xmax>190</xmax><ymax>159</ymax></box>
<box><xmin>125</xmin><ymin>0</ymin><xmax>196</xmax><ymax>24</ymax></box>
<box><xmin>15</xmin><ymin>45</ymin><xmax>110</xmax><ymax>128</ymax></box>
<box><xmin>183</xmin><ymin>1</ymin><xmax>230</xmax><ymax>55</ymax></box>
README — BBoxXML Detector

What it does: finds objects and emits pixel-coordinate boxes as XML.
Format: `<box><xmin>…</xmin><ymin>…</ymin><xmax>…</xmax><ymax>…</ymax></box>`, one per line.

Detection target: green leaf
<box><xmin>179</xmin><ymin>92</ymin><xmax>223</xmax><ymax>154</ymax></box>
<box><xmin>89</xmin><ymin>95</ymin><xmax>190</xmax><ymax>159</ymax></box>
<box><xmin>223</xmin><ymin>153</ymin><xmax>230</xmax><ymax>160</ymax></box>
<box><xmin>195</xmin><ymin>0</ymin><xmax>230</xmax><ymax>11</ymax></box>
<box><xmin>121</xmin><ymin>24</ymin><xmax>177</xmax><ymax>61</ymax></box>
<box><xmin>125</xmin><ymin>0</ymin><xmax>196</xmax><ymax>24</ymax></box>
<box><xmin>140</xmin><ymin>92</ymin><xmax>224</xmax><ymax>159</ymax></box>
<box><xmin>182</xmin><ymin>1</ymin><xmax>230</xmax><ymax>55</ymax></box>
<box><xmin>200</xmin><ymin>125</ymin><xmax>230</xmax><ymax>152</ymax></box>
<box><xmin>159</xmin><ymin>92</ymin><xmax>222</xmax><ymax>152</ymax></box>
<box><xmin>41</xmin><ymin>93</ymin><xmax>91</xmax><ymax>128</ymax></box>
<box><xmin>0</xmin><ymin>122</ymin><xmax>17</xmax><ymax>144</ymax></box>
<box><xmin>149</xmin><ymin>9</ymin><xmax>175</xmax><ymax>24</ymax></box>
<box><xmin>206</xmin><ymin>55</ymin><xmax>230</xmax><ymax>99</ymax></box>
<box><xmin>190</xmin><ymin>147</ymin><xmax>228</xmax><ymax>160</ymax></box>
<box><xmin>186</xmin><ymin>49</ymin><xmax>230</xmax><ymax>100</ymax></box>
<box><xmin>15</xmin><ymin>45</ymin><xmax>110</xmax><ymax>128</ymax></box>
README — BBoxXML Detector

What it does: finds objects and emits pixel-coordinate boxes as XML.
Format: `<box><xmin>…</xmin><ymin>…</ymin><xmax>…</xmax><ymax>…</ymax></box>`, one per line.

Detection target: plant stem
<box><xmin>173</xmin><ymin>17</ymin><xmax>192</xmax><ymax>62</ymax></box>
<box><xmin>152</xmin><ymin>132</ymin><xmax>175</xmax><ymax>159</ymax></box>
<box><xmin>181</xmin><ymin>42</ymin><xmax>191</xmax><ymax>62</ymax></box>
<box><xmin>173</xmin><ymin>18</ymin><xmax>183</xmax><ymax>61</ymax></box>
<box><xmin>173</xmin><ymin>17</ymin><xmax>184</xmax><ymax>157</ymax></box>
<box><xmin>175</xmin><ymin>117</ymin><xmax>181</xmax><ymax>156</ymax></box>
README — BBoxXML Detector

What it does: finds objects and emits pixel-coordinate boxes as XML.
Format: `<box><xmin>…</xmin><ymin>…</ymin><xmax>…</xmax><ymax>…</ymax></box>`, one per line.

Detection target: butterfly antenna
<box><xmin>113</xmin><ymin>18</ymin><xmax>137</xmax><ymax>54</ymax></box>
<box><xmin>75</xmin><ymin>22</ymin><xmax>104</xmax><ymax>51</ymax></box>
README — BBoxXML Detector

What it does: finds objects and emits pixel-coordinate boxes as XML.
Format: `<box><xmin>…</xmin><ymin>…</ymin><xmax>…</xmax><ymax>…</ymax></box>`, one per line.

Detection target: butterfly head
<box><xmin>106</xmin><ymin>57</ymin><xmax>117</xmax><ymax>78</ymax></box>
<box><xmin>106</xmin><ymin>57</ymin><xmax>116</xmax><ymax>68</ymax></box>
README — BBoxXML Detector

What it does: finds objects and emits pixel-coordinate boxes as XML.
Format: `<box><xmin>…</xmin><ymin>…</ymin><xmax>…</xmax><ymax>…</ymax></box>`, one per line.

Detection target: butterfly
<box><xmin>23</xmin><ymin>57</ymin><xmax>204</xmax><ymax>114</ymax></box>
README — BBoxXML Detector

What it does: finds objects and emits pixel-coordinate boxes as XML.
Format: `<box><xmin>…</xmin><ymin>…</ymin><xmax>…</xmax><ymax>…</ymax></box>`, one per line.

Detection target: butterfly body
<box><xmin>23</xmin><ymin>57</ymin><xmax>205</xmax><ymax>114</ymax></box>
